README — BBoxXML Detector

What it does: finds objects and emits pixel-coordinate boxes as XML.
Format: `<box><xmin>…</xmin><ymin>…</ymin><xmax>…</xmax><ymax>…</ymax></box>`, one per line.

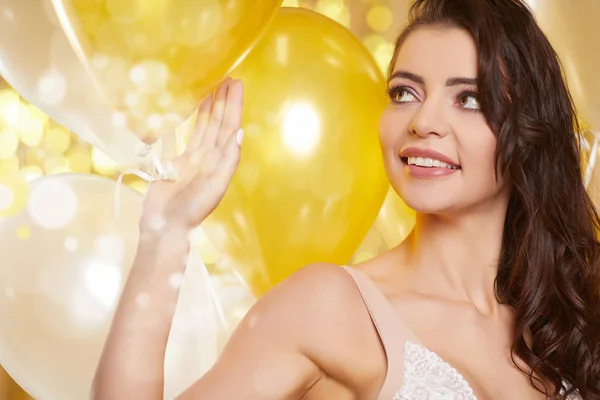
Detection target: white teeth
<box><xmin>407</xmin><ymin>156</ymin><xmax>458</xmax><ymax>169</ymax></box>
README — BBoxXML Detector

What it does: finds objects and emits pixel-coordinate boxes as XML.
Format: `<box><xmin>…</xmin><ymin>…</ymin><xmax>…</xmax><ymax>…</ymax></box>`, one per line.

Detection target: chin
<box><xmin>402</xmin><ymin>197</ymin><xmax>454</xmax><ymax>215</ymax></box>
<box><xmin>393</xmin><ymin>183</ymin><xmax>460</xmax><ymax>216</ymax></box>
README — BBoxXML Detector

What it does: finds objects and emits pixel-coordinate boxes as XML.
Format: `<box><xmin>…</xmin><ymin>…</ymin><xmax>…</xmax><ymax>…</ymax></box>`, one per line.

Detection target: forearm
<box><xmin>92</xmin><ymin>227</ymin><xmax>191</xmax><ymax>400</ymax></box>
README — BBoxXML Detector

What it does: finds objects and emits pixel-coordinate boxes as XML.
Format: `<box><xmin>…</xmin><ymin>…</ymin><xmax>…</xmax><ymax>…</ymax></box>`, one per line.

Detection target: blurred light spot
<box><xmin>18</xmin><ymin>118</ymin><xmax>45</xmax><ymax>147</ymax></box>
<box><xmin>169</xmin><ymin>272</ymin><xmax>184</xmax><ymax>289</ymax></box>
<box><xmin>84</xmin><ymin>262</ymin><xmax>122</xmax><ymax>309</ymax></box>
<box><xmin>282</xmin><ymin>103</ymin><xmax>320</xmax><ymax>156</ymax></box>
<box><xmin>4</xmin><ymin>286</ymin><xmax>14</xmax><ymax>300</ymax></box>
<box><xmin>0</xmin><ymin>89</ymin><xmax>20</xmax><ymax>128</ymax></box>
<box><xmin>0</xmin><ymin>131</ymin><xmax>18</xmax><ymax>158</ymax></box>
<box><xmin>367</xmin><ymin>6</ymin><xmax>393</xmax><ymax>32</ymax></box>
<box><xmin>44</xmin><ymin>127</ymin><xmax>71</xmax><ymax>154</ymax></box>
<box><xmin>274</xmin><ymin>33</ymin><xmax>289</xmax><ymax>65</ymax></box>
<box><xmin>1</xmin><ymin>7</ymin><xmax>15</xmax><ymax>22</ymax></box>
<box><xmin>15</xmin><ymin>225</ymin><xmax>30</xmax><ymax>240</ymax></box>
<box><xmin>316</xmin><ymin>0</ymin><xmax>350</xmax><ymax>27</ymax></box>
<box><xmin>136</xmin><ymin>292</ymin><xmax>151</xmax><ymax>308</ymax></box>
<box><xmin>96</xmin><ymin>234</ymin><xmax>125</xmax><ymax>264</ymax></box>
<box><xmin>67</xmin><ymin>148</ymin><xmax>92</xmax><ymax>173</ymax></box>
<box><xmin>43</xmin><ymin>154</ymin><xmax>69</xmax><ymax>174</ymax></box>
<box><xmin>0</xmin><ymin>182</ymin><xmax>13</xmax><ymax>210</ymax></box>
<box><xmin>64</xmin><ymin>236</ymin><xmax>79</xmax><ymax>252</ymax></box>
<box><xmin>20</xmin><ymin>165</ymin><xmax>44</xmax><ymax>181</ymax></box>
<box><xmin>110</xmin><ymin>111</ymin><xmax>128</xmax><ymax>127</ymax></box>
<box><xmin>36</xmin><ymin>69</ymin><xmax>67</xmax><ymax>106</ymax></box>
<box><xmin>0</xmin><ymin>172</ymin><xmax>29</xmax><ymax>217</ymax></box>
<box><xmin>28</xmin><ymin>179</ymin><xmax>78</xmax><ymax>229</ymax></box>
<box><xmin>0</xmin><ymin>156</ymin><xmax>19</xmax><ymax>174</ymax></box>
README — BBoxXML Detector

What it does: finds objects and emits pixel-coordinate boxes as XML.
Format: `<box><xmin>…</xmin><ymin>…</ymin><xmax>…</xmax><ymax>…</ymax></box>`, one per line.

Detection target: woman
<box><xmin>92</xmin><ymin>0</ymin><xmax>600</xmax><ymax>398</ymax></box>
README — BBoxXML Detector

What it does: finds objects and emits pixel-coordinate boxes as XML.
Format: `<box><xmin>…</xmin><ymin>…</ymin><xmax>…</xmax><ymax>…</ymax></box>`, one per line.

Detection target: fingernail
<box><xmin>236</xmin><ymin>129</ymin><xmax>244</xmax><ymax>146</ymax></box>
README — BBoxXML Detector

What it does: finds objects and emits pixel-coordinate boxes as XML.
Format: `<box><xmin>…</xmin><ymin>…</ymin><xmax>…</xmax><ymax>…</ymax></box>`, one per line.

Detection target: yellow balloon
<box><xmin>51</xmin><ymin>0</ymin><xmax>282</xmax><ymax>144</ymax></box>
<box><xmin>202</xmin><ymin>7</ymin><xmax>389</xmax><ymax>296</ymax></box>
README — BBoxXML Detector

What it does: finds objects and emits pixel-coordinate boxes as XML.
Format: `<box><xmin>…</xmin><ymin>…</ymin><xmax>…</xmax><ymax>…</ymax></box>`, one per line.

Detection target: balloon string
<box><xmin>113</xmin><ymin>155</ymin><xmax>178</xmax><ymax>221</ymax></box>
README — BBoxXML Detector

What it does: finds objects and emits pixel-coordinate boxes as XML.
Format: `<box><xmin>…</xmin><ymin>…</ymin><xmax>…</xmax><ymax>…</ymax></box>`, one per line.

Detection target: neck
<box><xmin>400</xmin><ymin>201</ymin><xmax>508</xmax><ymax>316</ymax></box>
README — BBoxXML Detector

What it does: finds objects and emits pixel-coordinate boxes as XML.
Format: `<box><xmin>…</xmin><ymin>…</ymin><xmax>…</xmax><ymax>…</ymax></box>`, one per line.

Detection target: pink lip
<box><xmin>399</xmin><ymin>147</ymin><xmax>460</xmax><ymax>179</ymax></box>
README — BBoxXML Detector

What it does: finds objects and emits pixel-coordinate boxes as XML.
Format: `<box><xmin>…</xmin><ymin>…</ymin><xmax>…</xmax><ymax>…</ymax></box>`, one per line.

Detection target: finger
<box><xmin>185</xmin><ymin>95</ymin><xmax>213</xmax><ymax>154</ymax></box>
<box><xmin>210</xmin><ymin>128</ymin><xmax>243</xmax><ymax>192</ymax></box>
<box><xmin>200</xmin><ymin>78</ymin><xmax>232</xmax><ymax>148</ymax></box>
<box><xmin>217</xmin><ymin>79</ymin><xmax>244</xmax><ymax>149</ymax></box>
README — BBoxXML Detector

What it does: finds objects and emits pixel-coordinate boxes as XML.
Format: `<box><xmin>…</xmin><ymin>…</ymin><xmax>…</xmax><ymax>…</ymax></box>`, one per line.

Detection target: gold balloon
<box><xmin>526</xmin><ymin>1</ymin><xmax>600</xmax><ymax>130</ymax></box>
<box><xmin>51</xmin><ymin>0</ymin><xmax>283</xmax><ymax>144</ymax></box>
<box><xmin>202</xmin><ymin>7</ymin><xmax>389</xmax><ymax>296</ymax></box>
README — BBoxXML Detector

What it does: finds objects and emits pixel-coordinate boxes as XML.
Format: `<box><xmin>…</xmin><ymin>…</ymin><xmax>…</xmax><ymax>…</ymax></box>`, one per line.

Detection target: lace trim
<box><xmin>391</xmin><ymin>341</ymin><xmax>582</xmax><ymax>400</ymax></box>
<box><xmin>393</xmin><ymin>341</ymin><xmax>477</xmax><ymax>400</ymax></box>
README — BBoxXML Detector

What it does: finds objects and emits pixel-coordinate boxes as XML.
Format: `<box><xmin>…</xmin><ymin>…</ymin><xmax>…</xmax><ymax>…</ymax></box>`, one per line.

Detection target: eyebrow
<box><xmin>389</xmin><ymin>70</ymin><xmax>477</xmax><ymax>87</ymax></box>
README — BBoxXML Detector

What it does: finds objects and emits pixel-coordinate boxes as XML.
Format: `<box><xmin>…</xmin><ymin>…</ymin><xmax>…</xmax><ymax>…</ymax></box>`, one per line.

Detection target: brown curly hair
<box><xmin>389</xmin><ymin>0</ymin><xmax>600</xmax><ymax>398</ymax></box>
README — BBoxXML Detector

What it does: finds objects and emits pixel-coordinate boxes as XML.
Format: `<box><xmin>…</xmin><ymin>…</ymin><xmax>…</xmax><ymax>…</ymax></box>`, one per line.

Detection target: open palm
<box><xmin>141</xmin><ymin>78</ymin><xmax>244</xmax><ymax>233</ymax></box>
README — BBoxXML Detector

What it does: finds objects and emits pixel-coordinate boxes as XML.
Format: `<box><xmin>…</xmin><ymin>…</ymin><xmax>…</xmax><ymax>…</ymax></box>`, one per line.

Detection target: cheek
<box><xmin>462</xmin><ymin>129</ymin><xmax>500</xmax><ymax>189</ymax></box>
<box><xmin>378</xmin><ymin>108</ymin><xmax>394</xmax><ymax>147</ymax></box>
<box><xmin>378</xmin><ymin>107</ymin><xmax>410</xmax><ymax>150</ymax></box>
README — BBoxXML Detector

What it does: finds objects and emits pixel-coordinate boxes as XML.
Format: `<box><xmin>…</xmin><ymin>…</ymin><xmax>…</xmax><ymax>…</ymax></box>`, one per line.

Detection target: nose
<box><xmin>408</xmin><ymin>96</ymin><xmax>449</xmax><ymax>138</ymax></box>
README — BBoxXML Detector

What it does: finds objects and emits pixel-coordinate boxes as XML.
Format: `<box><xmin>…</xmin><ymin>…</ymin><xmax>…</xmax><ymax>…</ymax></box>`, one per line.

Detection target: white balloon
<box><xmin>0</xmin><ymin>174</ymin><xmax>245</xmax><ymax>400</ymax></box>
<box><xmin>0</xmin><ymin>0</ymin><xmax>155</xmax><ymax>166</ymax></box>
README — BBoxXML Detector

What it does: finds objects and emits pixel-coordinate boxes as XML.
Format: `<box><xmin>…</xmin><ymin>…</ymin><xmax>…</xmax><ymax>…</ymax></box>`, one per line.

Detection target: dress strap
<box><xmin>341</xmin><ymin>266</ymin><xmax>414</xmax><ymax>399</ymax></box>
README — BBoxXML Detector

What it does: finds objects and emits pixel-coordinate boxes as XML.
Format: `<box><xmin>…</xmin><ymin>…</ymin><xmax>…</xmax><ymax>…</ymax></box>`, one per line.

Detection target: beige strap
<box><xmin>342</xmin><ymin>266</ymin><xmax>415</xmax><ymax>399</ymax></box>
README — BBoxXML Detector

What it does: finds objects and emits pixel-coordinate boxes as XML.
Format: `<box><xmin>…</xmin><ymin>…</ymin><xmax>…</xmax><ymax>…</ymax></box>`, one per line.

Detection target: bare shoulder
<box><xmin>187</xmin><ymin>262</ymin><xmax>387</xmax><ymax>399</ymax></box>
<box><xmin>236</xmin><ymin>262</ymin><xmax>375</xmax><ymax>349</ymax></box>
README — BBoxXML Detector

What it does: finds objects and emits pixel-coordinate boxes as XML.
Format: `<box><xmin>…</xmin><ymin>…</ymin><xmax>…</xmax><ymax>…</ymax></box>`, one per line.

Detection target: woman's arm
<box><xmin>92</xmin><ymin>229</ymin><xmax>326</xmax><ymax>400</ymax></box>
<box><xmin>91</xmin><ymin>79</ymin><xmax>327</xmax><ymax>399</ymax></box>
<box><xmin>91</xmin><ymin>227</ymin><xmax>191</xmax><ymax>399</ymax></box>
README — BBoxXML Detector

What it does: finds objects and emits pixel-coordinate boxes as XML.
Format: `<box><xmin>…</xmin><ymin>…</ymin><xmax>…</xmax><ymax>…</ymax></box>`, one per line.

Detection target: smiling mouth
<box><xmin>401</xmin><ymin>156</ymin><xmax>461</xmax><ymax>170</ymax></box>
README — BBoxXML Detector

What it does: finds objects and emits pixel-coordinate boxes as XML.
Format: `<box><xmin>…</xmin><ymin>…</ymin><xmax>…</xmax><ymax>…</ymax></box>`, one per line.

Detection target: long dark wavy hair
<box><xmin>390</xmin><ymin>0</ymin><xmax>600</xmax><ymax>398</ymax></box>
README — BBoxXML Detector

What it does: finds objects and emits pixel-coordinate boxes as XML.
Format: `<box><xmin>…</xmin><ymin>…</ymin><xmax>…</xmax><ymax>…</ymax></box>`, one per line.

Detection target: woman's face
<box><xmin>379</xmin><ymin>26</ymin><xmax>509</xmax><ymax>215</ymax></box>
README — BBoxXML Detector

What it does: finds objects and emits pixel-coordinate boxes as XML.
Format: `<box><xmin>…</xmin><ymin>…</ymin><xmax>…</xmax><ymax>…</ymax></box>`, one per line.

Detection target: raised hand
<box><xmin>140</xmin><ymin>78</ymin><xmax>244</xmax><ymax>234</ymax></box>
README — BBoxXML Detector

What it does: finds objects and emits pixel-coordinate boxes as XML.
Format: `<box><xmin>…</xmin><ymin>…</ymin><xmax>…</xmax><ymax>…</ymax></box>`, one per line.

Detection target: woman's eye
<box><xmin>458</xmin><ymin>94</ymin><xmax>480</xmax><ymax>110</ymax></box>
<box><xmin>388</xmin><ymin>87</ymin><xmax>417</xmax><ymax>103</ymax></box>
